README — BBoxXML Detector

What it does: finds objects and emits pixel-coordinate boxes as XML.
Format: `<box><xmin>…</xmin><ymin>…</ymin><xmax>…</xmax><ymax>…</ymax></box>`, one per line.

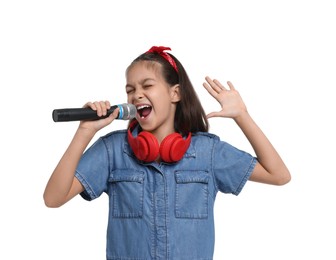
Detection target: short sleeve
<box><xmin>213</xmin><ymin>140</ymin><xmax>257</xmax><ymax>195</ymax></box>
<box><xmin>75</xmin><ymin>138</ymin><xmax>110</xmax><ymax>201</ymax></box>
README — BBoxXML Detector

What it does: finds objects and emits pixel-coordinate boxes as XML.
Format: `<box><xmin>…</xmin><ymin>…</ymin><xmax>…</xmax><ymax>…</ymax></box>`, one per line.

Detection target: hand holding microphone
<box><xmin>52</xmin><ymin>102</ymin><xmax>136</xmax><ymax>122</ymax></box>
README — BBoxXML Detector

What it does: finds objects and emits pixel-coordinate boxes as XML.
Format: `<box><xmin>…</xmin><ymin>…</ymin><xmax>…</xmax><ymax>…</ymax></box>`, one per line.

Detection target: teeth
<box><xmin>137</xmin><ymin>105</ymin><xmax>151</xmax><ymax>110</ymax></box>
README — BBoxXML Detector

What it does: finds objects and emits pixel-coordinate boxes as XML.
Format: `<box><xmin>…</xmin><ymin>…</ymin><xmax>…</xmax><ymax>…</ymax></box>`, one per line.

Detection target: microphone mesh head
<box><xmin>121</xmin><ymin>103</ymin><xmax>136</xmax><ymax>120</ymax></box>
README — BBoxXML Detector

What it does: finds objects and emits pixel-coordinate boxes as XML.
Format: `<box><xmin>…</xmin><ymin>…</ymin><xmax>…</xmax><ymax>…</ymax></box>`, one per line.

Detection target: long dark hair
<box><xmin>126</xmin><ymin>50</ymin><xmax>209</xmax><ymax>136</ymax></box>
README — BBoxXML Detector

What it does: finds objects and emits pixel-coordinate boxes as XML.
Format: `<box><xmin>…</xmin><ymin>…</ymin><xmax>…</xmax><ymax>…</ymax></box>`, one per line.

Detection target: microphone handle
<box><xmin>52</xmin><ymin>105</ymin><xmax>119</xmax><ymax>122</ymax></box>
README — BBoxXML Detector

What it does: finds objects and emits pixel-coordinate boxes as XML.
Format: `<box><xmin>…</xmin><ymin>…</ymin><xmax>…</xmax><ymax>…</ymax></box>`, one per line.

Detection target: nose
<box><xmin>134</xmin><ymin>88</ymin><xmax>144</xmax><ymax>100</ymax></box>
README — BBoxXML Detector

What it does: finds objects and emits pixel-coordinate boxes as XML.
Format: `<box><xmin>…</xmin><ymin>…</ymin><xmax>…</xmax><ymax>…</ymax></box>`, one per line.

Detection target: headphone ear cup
<box><xmin>138</xmin><ymin>132</ymin><xmax>160</xmax><ymax>162</ymax></box>
<box><xmin>128</xmin><ymin>129</ymin><xmax>160</xmax><ymax>162</ymax></box>
<box><xmin>160</xmin><ymin>132</ymin><xmax>191</xmax><ymax>162</ymax></box>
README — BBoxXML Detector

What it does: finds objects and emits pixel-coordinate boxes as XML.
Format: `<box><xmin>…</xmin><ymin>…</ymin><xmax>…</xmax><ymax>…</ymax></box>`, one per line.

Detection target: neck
<box><xmin>151</xmin><ymin>127</ymin><xmax>176</xmax><ymax>144</ymax></box>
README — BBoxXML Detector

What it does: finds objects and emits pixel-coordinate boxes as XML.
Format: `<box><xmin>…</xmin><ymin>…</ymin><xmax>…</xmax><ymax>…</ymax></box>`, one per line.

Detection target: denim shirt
<box><xmin>75</xmin><ymin>128</ymin><xmax>257</xmax><ymax>260</ymax></box>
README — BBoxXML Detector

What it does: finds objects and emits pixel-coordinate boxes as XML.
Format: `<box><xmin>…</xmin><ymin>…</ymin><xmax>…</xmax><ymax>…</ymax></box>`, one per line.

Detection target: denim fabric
<box><xmin>75</xmin><ymin>128</ymin><xmax>256</xmax><ymax>260</ymax></box>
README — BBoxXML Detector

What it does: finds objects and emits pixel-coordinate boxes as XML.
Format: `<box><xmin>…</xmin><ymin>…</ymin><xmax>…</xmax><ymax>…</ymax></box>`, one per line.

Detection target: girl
<box><xmin>44</xmin><ymin>46</ymin><xmax>291</xmax><ymax>260</ymax></box>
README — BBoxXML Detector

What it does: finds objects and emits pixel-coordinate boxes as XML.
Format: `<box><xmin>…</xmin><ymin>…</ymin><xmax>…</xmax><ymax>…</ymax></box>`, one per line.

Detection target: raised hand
<box><xmin>202</xmin><ymin>76</ymin><xmax>247</xmax><ymax>119</ymax></box>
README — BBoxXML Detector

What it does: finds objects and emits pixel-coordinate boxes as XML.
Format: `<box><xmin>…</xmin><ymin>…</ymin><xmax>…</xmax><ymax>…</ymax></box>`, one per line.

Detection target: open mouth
<box><xmin>137</xmin><ymin>104</ymin><xmax>152</xmax><ymax>119</ymax></box>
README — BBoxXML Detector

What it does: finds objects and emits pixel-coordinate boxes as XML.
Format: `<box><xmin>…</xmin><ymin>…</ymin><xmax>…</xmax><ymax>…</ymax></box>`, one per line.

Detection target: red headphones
<box><xmin>127</xmin><ymin>120</ymin><xmax>191</xmax><ymax>163</ymax></box>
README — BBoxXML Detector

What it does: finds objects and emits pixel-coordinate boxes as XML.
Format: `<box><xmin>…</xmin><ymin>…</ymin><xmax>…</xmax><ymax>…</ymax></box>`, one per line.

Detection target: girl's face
<box><xmin>126</xmin><ymin>61</ymin><xmax>180</xmax><ymax>141</ymax></box>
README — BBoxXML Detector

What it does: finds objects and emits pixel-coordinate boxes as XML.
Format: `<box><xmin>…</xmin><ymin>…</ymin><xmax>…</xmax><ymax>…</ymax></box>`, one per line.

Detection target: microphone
<box><xmin>52</xmin><ymin>103</ymin><xmax>136</xmax><ymax>122</ymax></box>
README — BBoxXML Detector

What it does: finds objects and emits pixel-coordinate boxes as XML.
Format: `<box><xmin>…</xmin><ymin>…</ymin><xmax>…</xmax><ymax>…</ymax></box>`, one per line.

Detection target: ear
<box><xmin>170</xmin><ymin>84</ymin><xmax>181</xmax><ymax>103</ymax></box>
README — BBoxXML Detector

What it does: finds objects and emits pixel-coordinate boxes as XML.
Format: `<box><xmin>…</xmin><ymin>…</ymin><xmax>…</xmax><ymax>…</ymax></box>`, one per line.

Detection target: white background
<box><xmin>1</xmin><ymin>0</ymin><xmax>335</xmax><ymax>259</ymax></box>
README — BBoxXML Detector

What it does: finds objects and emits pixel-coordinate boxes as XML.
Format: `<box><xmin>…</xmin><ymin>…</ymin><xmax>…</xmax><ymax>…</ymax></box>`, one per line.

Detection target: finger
<box><xmin>105</xmin><ymin>100</ymin><xmax>111</xmax><ymax>109</ymax></box>
<box><xmin>227</xmin><ymin>81</ymin><xmax>235</xmax><ymax>91</ymax></box>
<box><xmin>206</xmin><ymin>111</ymin><xmax>222</xmax><ymax>119</ymax></box>
<box><xmin>203</xmin><ymin>82</ymin><xmax>218</xmax><ymax>98</ymax></box>
<box><xmin>93</xmin><ymin>101</ymin><xmax>103</xmax><ymax>116</ymax></box>
<box><xmin>213</xmin><ymin>79</ymin><xmax>228</xmax><ymax>91</ymax></box>
<box><xmin>99</xmin><ymin>101</ymin><xmax>109</xmax><ymax>116</ymax></box>
<box><xmin>83</xmin><ymin>101</ymin><xmax>95</xmax><ymax>109</ymax></box>
<box><xmin>205</xmin><ymin>76</ymin><xmax>224</xmax><ymax>93</ymax></box>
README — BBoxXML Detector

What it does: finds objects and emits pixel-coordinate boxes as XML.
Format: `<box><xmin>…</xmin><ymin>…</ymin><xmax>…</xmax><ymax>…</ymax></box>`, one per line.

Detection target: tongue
<box><xmin>141</xmin><ymin>107</ymin><xmax>151</xmax><ymax>117</ymax></box>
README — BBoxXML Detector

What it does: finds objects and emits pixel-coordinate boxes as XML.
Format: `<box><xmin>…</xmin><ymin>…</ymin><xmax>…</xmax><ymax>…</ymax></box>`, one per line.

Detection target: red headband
<box><xmin>146</xmin><ymin>46</ymin><xmax>178</xmax><ymax>73</ymax></box>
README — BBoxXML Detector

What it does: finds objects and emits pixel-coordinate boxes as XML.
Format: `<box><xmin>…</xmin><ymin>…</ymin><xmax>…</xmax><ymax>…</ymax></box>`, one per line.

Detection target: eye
<box><xmin>126</xmin><ymin>87</ymin><xmax>135</xmax><ymax>94</ymax></box>
<box><xmin>143</xmin><ymin>84</ymin><xmax>153</xmax><ymax>89</ymax></box>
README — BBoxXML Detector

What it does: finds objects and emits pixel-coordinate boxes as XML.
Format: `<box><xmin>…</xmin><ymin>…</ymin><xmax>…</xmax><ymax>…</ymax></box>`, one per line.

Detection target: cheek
<box><xmin>126</xmin><ymin>94</ymin><xmax>133</xmax><ymax>103</ymax></box>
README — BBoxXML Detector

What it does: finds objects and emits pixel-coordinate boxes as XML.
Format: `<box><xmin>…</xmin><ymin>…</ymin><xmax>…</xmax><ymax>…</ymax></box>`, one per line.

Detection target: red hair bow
<box><xmin>146</xmin><ymin>46</ymin><xmax>178</xmax><ymax>73</ymax></box>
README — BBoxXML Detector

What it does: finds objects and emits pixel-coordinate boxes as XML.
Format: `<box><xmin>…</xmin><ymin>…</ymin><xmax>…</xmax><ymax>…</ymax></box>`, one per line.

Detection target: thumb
<box><xmin>102</xmin><ymin>107</ymin><xmax>120</xmax><ymax>124</ymax></box>
<box><xmin>206</xmin><ymin>111</ymin><xmax>222</xmax><ymax>119</ymax></box>
<box><xmin>107</xmin><ymin>107</ymin><xmax>120</xmax><ymax>121</ymax></box>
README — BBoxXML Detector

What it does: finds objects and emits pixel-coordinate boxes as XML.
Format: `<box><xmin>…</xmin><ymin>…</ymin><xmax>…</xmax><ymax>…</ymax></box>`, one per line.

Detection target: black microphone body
<box><xmin>52</xmin><ymin>103</ymin><xmax>136</xmax><ymax>122</ymax></box>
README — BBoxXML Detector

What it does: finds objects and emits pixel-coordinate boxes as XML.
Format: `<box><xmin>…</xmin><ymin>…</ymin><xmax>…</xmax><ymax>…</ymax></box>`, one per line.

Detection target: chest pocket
<box><xmin>175</xmin><ymin>170</ymin><xmax>209</xmax><ymax>219</ymax></box>
<box><xmin>108</xmin><ymin>169</ymin><xmax>144</xmax><ymax>218</ymax></box>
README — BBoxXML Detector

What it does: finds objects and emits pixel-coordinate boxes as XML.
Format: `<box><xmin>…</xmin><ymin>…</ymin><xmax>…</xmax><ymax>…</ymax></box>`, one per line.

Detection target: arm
<box><xmin>203</xmin><ymin>76</ymin><xmax>291</xmax><ymax>185</ymax></box>
<box><xmin>43</xmin><ymin>101</ymin><xmax>119</xmax><ymax>208</ymax></box>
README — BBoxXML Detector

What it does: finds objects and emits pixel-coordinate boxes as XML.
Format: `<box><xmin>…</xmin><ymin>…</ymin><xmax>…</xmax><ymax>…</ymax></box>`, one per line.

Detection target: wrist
<box><xmin>76</xmin><ymin>126</ymin><xmax>96</xmax><ymax>140</ymax></box>
<box><xmin>233</xmin><ymin>110</ymin><xmax>250</xmax><ymax>125</ymax></box>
